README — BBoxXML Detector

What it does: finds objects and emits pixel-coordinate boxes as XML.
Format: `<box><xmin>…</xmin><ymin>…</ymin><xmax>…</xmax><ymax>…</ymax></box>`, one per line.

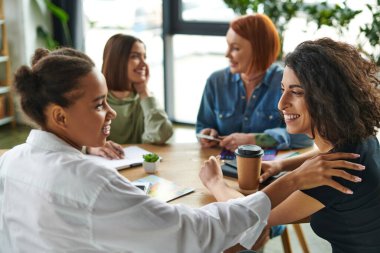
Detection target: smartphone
<box><xmin>220</xmin><ymin>149</ymin><xmax>236</xmax><ymax>160</ymax></box>
<box><xmin>196</xmin><ymin>133</ymin><xmax>221</xmax><ymax>142</ymax></box>
<box><xmin>263</xmin><ymin>149</ymin><xmax>278</xmax><ymax>161</ymax></box>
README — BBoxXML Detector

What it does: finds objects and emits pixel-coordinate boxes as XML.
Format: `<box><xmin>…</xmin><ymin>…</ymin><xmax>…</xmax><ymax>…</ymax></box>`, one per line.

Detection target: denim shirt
<box><xmin>196</xmin><ymin>65</ymin><xmax>313</xmax><ymax>149</ymax></box>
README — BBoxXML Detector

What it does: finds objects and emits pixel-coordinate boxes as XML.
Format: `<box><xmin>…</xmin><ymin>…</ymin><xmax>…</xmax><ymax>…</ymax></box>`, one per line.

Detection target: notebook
<box><xmin>133</xmin><ymin>175</ymin><xmax>194</xmax><ymax>202</ymax></box>
<box><xmin>85</xmin><ymin>146</ymin><xmax>156</xmax><ymax>170</ymax></box>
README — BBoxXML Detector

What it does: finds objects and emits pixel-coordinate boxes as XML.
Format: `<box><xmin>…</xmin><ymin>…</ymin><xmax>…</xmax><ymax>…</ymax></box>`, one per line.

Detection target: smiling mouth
<box><xmin>103</xmin><ymin>125</ymin><xmax>111</xmax><ymax>135</ymax></box>
<box><xmin>135</xmin><ymin>69</ymin><xmax>146</xmax><ymax>75</ymax></box>
<box><xmin>284</xmin><ymin>114</ymin><xmax>300</xmax><ymax>121</ymax></box>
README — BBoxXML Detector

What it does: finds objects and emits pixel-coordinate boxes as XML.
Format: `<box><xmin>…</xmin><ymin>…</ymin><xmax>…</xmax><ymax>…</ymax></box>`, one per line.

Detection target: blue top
<box><xmin>196</xmin><ymin>65</ymin><xmax>313</xmax><ymax>150</ymax></box>
<box><xmin>302</xmin><ymin>136</ymin><xmax>380</xmax><ymax>253</ymax></box>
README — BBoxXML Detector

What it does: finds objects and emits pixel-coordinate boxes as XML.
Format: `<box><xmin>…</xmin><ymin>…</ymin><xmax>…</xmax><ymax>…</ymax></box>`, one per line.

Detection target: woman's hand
<box><xmin>219</xmin><ymin>133</ymin><xmax>255</xmax><ymax>152</ymax></box>
<box><xmin>262</xmin><ymin>152</ymin><xmax>364</xmax><ymax>209</ymax></box>
<box><xmin>199</xmin><ymin>156</ymin><xmax>224</xmax><ymax>189</ymax></box>
<box><xmin>291</xmin><ymin>152</ymin><xmax>364</xmax><ymax>193</ymax></box>
<box><xmin>260</xmin><ymin>149</ymin><xmax>319</xmax><ymax>183</ymax></box>
<box><xmin>133</xmin><ymin>64</ymin><xmax>150</xmax><ymax>99</ymax></box>
<box><xmin>260</xmin><ymin>160</ymin><xmax>283</xmax><ymax>183</ymax></box>
<box><xmin>198</xmin><ymin>128</ymin><xmax>220</xmax><ymax>148</ymax></box>
<box><xmin>87</xmin><ymin>141</ymin><xmax>125</xmax><ymax>160</ymax></box>
<box><xmin>199</xmin><ymin>156</ymin><xmax>244</xmax><ymax>201</ymax></box>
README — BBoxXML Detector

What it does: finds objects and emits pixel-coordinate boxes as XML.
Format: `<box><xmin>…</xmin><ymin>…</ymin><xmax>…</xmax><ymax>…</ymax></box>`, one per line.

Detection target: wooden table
<box><xmin>118</xmin><ymin>143</ymin><xmax>312</xmax><ymax>207</ymax></box>
<box><xmin>118</xmin><ymin>143</ymin><xmax>224</xmax><ymax>207</ymax></box>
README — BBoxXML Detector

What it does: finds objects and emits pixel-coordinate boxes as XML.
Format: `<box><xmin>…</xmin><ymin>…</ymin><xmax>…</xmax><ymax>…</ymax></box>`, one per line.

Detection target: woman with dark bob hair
<box><xmin>0</xmin><ymin>47</ymin><xmax>363</xmax><ymax>252</ymax></box>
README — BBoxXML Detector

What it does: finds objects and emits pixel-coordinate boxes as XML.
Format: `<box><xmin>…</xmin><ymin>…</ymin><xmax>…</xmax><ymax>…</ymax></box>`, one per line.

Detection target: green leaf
<box><xmin>44</xmin><ymin>0</ymin><xmax>69</xmax><ymax>23</ymax></box>
<box><xmin>36</xmin><ymin>26</ymin><xmax>59</xmax><ymax>50</ymax></box>
<box><xmin>142</xmin><ymin>153</ymin><xmax>160</xmax><ymax>162</ymax></box>
<box><xmin>223</xmin><ymin>0</ymin><xmax>379</xmax><ymax>65</ymax></box>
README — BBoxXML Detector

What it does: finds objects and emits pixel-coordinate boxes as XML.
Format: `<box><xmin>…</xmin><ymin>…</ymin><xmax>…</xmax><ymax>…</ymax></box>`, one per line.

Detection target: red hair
<box><xmin>230</xmin><ymin>14</ymin><xmax>280</xmax><ymax>73</ymax></box>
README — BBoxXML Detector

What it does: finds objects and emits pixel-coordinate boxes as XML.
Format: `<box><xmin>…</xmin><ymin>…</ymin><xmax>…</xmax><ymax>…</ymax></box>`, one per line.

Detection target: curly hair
<box><xmin>285</xmin><ymin>37</ymin><xmax>380</xmax><ymax>147</ymax></box>
<box><xmin>14</xmin><ymin>48</ymin><xmax>95</xmax><ymax>127</ymax></box>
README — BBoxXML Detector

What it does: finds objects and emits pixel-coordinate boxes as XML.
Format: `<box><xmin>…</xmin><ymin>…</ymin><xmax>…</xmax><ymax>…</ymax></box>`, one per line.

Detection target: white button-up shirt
<box><xmin>0</xmin><ymin>130</ymin><xmax>270</xmax><ymax>253</ymax></box>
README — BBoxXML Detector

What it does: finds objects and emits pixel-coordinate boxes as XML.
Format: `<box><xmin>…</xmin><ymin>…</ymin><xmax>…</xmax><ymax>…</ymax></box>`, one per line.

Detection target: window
<box><xmin>163</xmin><ymin>0</ymin><xmax>235</xmax><ymax>124</ymax></box>
<box><xmin>181</xmin><ymin>0</ymin><xmax>235</xmax><ymax>22</ymax></box>
<box><xmin>170</xmin><ymin>35</ymin><xmax>227</xmax><ymax>123</ymax></box>
<box><xmin>83</xmin><ymin>0</ymin><xmax>164</xmax><ymax>106</ymax></box>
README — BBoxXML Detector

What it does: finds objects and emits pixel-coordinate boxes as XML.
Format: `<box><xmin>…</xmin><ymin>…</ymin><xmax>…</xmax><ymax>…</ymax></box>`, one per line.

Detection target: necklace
<box><xmin>242</xmin><ymin>72</ymin><xmax>265</xmax><ymax>87</ymax></box>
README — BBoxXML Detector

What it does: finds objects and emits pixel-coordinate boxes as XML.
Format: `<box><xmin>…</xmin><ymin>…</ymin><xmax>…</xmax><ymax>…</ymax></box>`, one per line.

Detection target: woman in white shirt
<box><xmin>0</xmin><ymin>47</ymin><xmax>363</xmax><ymax>253</ymax></box>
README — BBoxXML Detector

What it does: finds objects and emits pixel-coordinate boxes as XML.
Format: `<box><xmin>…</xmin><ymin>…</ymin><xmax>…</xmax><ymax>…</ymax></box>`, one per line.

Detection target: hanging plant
<box><xmin>223</xmin><ymin>0</ymin><xmax>380</xmax><ymax>66</ymax></box>
<box><xmin>34</xmin><ymin>0</ymin><xmax>72</xmax><ymax>49</ymax></box>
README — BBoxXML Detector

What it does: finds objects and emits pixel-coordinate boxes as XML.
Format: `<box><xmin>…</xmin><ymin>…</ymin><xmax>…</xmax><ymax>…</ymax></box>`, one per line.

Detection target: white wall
<box><xmin>4</xmin><ymin>0</ymin><xmax>51</xmax><ymax>122</ymax></box>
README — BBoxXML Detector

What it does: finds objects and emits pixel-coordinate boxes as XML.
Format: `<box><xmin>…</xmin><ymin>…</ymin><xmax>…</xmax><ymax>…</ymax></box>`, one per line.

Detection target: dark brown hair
<box><xmin>285</xmin><ymin>37</ymin><xmax>380</xmax><ymax>147</ymax></box>
<box><xmin>14</xmin><ymin>47</ymin><xmax>95</xmax><ymax>127</ymax></box>
<box><xmin>230</xmin><ymin>14</ymin><xmax>280</xmax><ymax>73</ymax></box>
<box><xmin>101</xmin><ymin>34</ymin><xmax>144</xmax><ymax>91</ymax></box>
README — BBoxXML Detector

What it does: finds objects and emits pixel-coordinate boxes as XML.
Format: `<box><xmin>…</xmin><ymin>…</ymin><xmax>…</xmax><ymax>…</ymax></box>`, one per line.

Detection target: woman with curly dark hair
<box><xmin>261</xmin><ymin>37</ymin><xmax>380</xmax><ymax>252</ymax></box>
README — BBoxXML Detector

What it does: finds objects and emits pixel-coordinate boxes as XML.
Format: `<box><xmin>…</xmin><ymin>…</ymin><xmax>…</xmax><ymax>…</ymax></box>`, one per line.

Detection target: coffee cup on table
<box><xmin>234</xmin><ymin>145</ymin><xmax>264</xmax><ymax>194</ymax></box>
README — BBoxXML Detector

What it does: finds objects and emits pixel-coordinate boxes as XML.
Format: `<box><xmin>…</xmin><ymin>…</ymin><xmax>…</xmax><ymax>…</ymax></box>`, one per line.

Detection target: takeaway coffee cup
<box><xmin>235</xmin><ymin>145</ymin><xmax>264</xmax><ymax>194</ymax></box>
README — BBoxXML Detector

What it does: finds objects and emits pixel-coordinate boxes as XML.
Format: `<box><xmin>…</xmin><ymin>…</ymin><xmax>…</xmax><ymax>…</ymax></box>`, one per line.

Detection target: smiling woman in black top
<box><xmin>266</xmin><ymin>38</ymin><xmax>380</xmax><ymax>253</ymax></box>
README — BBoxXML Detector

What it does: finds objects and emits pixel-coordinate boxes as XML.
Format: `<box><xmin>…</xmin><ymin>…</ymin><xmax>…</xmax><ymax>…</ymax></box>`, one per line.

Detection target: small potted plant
<box><xmin>142</xmin><ymin>153</ymin><xmax>160</xmax><ymax>174</ymax></box>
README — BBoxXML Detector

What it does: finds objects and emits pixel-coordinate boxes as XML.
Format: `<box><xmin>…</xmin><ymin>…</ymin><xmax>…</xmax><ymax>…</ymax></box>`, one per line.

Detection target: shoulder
<box><xmin>304</xmin><ymin>136</ymin><xmax>380</xmax><ymax>206</ymax></box>
<box><xmin>264</xmin><ymin>64</ymin><xmax>283</xmax><ymax>88</ymax></box>
<box><xmin>205</xmin><ymin>67</ymin><xmax>237</xmax><ymax>89</ymax></box>
<box><xmin>0</xmin><ymin>145</ymin><xmax>24</xmax><ymax>173</ymax></box>
<box><xmin>77</xmin><ymin>157</ymin><xmax>121</xmax><ymax>179</ymax></box>
<box><xmin>359</xmin><ymin>136</ymin><xmax>380</xmax><ymax>152</ymax></box>
<box><xmin>348</xmin><ymin>137</ymin><xmax>379</xmax><ymax>171</ymax></box>
<box><xmin>63</xmin><ymin>158</ymin><xmax>124</xmax><ymax>199</ymax></box>
<box><xmin>209</xmin><ymin>67</ymin><xmax>228</xmax><ymax>76</ymax></box>
<box><xmin>270</xmin><ymin>63</ymin><xmax>284</xmax><ymax>73</ymax></box>
<box><xmin>0</xmin><ymin>143</ymin><xmax>31</xmax><ymax>165</ymax></box>
<box><xmin>335</xmin><ymin>136</ymin><xmax>379</xmax><ymax>159</ymax></box>
<box><xmin>207</xmin><ymin>67</ymin><xmax>233</xmax><ymax>82</ymax></box>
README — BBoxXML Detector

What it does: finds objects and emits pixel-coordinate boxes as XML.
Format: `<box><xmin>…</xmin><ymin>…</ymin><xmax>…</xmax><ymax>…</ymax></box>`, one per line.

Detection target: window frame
<box><xmin>162</xmin><ymin>0</ymin><xmax>229</xmax><ymax>124</ymax></box>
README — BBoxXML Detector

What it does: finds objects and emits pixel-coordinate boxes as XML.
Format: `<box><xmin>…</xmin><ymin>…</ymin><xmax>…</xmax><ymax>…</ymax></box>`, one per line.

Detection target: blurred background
<box><xmin>2</xmin><ymin>0</ymin><xmax>379</xmax><ymax>129</ymax></box>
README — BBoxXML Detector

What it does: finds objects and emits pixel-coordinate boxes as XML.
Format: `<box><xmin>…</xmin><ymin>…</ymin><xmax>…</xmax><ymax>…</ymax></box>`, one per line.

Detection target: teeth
<box><xmin>284</xmin><ymin>114</ymin><xmax>300</xmax><ymax>120</ymax></box>
<box><xmin>103</xmin><ymin>125</ymin><xmax>111</xmax><ymax>134</ymax></box>
<box><xmin>136</xmin><ymin>69</ymin><xmax>146</xmax><ymax>74</ymax></box>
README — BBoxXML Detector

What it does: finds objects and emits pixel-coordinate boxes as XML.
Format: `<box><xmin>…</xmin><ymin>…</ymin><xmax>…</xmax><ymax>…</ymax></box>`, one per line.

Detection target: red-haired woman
<box><xmin>196</xmin><ymin>14</ymin><xmax>312</xmax><ymax>151</ymax></box>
